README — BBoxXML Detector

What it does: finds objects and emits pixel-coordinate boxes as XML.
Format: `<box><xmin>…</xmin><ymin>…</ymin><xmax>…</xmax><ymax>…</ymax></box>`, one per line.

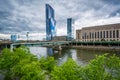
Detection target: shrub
<box><xmin>51</xmin><ymin>58</ymin><xmax>82</xmax><ymax>80</ymax></box>
<box><xmin>1</xmin><ymin>47</ymin><xmax>120</xmax><ymax>80</ymax></box>
<box><xmin>39</xmin><ymin>57</ymin><xmax>56</xmax><ymax>73</ymax></box>
<box><xmin>0</xmin><ymin>47</ymin><xmax>45</xmax><ymax>80</ymax></box>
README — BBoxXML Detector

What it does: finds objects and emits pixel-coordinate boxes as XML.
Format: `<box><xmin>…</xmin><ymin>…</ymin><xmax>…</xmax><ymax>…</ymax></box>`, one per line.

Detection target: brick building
<box><xmin>76</xmin><ymin>23</ymin><xmax>120</xmax><ymax>42</ymax></box>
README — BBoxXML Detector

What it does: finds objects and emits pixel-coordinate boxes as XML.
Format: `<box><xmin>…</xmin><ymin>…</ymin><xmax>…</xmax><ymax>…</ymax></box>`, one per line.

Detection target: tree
<box><xmin>39</xmin><ymin>57</ymin><xmax>56</xmax><ymax>73</ymax></box>
<box><xmin>51</xmin><ymin>58</ymin><xmax>82</xmax><ymax>80</ymax></box>
<box><xmin>0</xmin><ymin>47</ymin><xmax>45</xmax><ymax>80</ymax></box>
<box><xmin>1</xmin><ymin>47</ymin><xmax>120</xmax><ymax>80</ymax></box>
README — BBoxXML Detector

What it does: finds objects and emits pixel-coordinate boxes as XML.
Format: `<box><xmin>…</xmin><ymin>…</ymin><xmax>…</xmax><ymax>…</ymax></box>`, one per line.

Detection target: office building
<box><xmin>67</xmin><ymin>18</ymin><xmax>74</xmax><ymax>41</ymax></box>
<box><xmin>76</xmin><ymin>23</ymin><xmax>120</xmax><ymax>42</ymax></box>
<box><xmin>46</xmin><ymin>4</ymin><xmax>56</xmax><ymax>41</ymax></box>
<box><xmin>11</xmin><ymin>34</ymin><xmax>17</xmax><ymax>42</ymax></box>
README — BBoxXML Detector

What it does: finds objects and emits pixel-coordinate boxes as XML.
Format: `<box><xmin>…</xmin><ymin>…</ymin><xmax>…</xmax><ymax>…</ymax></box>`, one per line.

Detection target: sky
<box><xmin>0</xmin><ymin>0</ymin><xmax>120</xmax><ymax>40</ymax></box>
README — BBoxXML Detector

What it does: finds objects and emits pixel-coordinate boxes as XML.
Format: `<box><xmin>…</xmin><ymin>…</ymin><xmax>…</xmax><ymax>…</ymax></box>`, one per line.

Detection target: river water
<box><xmin>29</xmin><ymin>46</ymin><xmax>120</xmax><ymax>65</ymax></box>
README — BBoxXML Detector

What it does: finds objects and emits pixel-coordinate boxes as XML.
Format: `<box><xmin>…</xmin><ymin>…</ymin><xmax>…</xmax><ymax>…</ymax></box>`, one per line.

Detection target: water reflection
<box><xmin>47</xmin><ymin>48</ymin><xmax>54</xmax><ymax>56</ymax></box>
<box><xmin>0</xmin><ymin>74</ymin><xmax>4</xmax><ymax>80</ymax></box>
<box><xmin>29</xmin><ymin>47</ymin><xmax>47</xmax><ymax>58</ymax></box>
<box><xmin>71</xmin><ymin>49</ymin><xmax>77</xmax><ymax>61</ymax></box>
<box><xmin>29</xmin><ymin>47</ymin><xmax>120</xmax><ymax>65</ymax></box>
<box><xmin>70</xmin><ymin>49</ymin><xmax>85</xmax><ymax>65</ymax></box>
<box><xmin>29</xmin><ymin>47</ymin><xmax>73</xmax><ymax>65</ymax></box>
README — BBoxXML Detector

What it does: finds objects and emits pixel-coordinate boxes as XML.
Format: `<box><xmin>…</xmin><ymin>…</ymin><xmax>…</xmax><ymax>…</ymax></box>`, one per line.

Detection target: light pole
<box><xmin>26</xmin><ymin>32</ymin><xmax>29</xmax><ymax>42</ymax></box>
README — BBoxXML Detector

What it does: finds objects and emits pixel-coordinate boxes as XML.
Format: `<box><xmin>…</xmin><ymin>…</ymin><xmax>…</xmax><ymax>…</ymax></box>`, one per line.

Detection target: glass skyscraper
<box><xmin>67</xmin><ymin>18</ymin><xmax>74</xmax><ymax>41</ymax></box>
<box><xmin>46</xmin><ymin>4</ymin><xmax>56</xmax><ymax>41</ymax></box>
<box><xmin>11</xmin><ymin>34</ymin><xmax>17</xmax><ymax>42</ymax></box>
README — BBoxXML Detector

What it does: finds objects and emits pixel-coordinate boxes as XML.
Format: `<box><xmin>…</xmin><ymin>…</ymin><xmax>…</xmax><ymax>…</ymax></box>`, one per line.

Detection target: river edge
<box><xmin>62</xmin><ymin>45</ymin><xmax>120</xmax><ymax>52</ymax></box>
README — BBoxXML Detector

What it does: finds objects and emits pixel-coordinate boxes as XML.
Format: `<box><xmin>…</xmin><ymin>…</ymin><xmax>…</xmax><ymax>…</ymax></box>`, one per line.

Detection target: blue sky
<box><xmin>0</xmin><ymin>0</ymin><xmax>120</xmax><ymax>39</ymax></box>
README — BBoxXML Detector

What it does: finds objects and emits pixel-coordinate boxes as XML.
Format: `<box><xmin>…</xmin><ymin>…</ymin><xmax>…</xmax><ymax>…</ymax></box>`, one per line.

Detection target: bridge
<box><xmin>10</xmin><ymin>41</ymin><xmax>71</xmax><ymax>51</ymax></box>
<box><xmin>1</xmin><ymin>40</ymin><xmax>120</xmax><ymax>51</ymax></box>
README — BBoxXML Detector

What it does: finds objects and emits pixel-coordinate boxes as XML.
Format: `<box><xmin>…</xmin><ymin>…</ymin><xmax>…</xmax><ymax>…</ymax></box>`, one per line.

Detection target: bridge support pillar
<box><xmin>59</xmin><ymin>45</ymin><xmax>62</xmax><ymax>51</ymax></box>
<box><xmin>10</xmin><ymin>44</ymin><xmax>13</xmax><ymax>51</ymax></box>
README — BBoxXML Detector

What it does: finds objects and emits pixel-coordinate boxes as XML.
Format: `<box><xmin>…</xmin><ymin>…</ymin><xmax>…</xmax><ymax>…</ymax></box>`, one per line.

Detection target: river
<box><xmin>29</xmin><ymin>46</ymin><xmax>120</xmax><ymax>65</ymax></box>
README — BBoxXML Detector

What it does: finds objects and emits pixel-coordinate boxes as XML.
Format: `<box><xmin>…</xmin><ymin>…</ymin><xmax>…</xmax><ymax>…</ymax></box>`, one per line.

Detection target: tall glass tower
<box><xmin>46</xmin><ymin>4</ymin><xmax>56</xmax><ymax>41</ymax></box>
<box><xmin>67</xmin><ymin>18</ymin><xmax>74</xmax><ymax>41</ymax></box>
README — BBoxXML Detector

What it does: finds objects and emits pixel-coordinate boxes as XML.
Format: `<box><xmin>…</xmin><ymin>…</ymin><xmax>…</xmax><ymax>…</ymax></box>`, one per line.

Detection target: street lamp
<box><xmin>26</xmin><ymin>32</ymin><xmax>29</xmax><ymax>42</ymax></box>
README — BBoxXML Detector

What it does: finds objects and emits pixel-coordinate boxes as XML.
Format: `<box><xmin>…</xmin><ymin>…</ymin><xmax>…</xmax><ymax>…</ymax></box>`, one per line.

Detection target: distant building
<box><xmin>52</xmin><ymin>36</ymin><xmax>67</xmax><ymax>41</ymax></box>
<box><xmin>46</xmin><ymin>4</ymin><xmax>56</xmax><ymax>41</ymax></box>
<box><xmin>76</xmin><ymin>23</ymin><xmax>120</xmax><ymax>42</ymax></box>
<box><xmin>11</xmin><ymin>35</ymin><xmax>17</xmax><ymax>42</ymax></box>
<box><xmin>67</xmin><ymin>18</ymin><xmax>74</xmax><ymax>41</ymax></box>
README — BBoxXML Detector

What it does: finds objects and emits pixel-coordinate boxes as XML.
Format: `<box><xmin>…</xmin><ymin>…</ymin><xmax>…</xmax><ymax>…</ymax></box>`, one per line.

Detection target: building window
<box><xmin>113</xmin><ymin>30</ymin><xmax>115</xmax><ymax>38</ymax></box>
<box><xmin>100</xmin><ymin>31</ymin><xmax>102</xmax><ymax>38</ymax></box>
<box><xmin>116</xmin><ymin>30</ymin><xmax>119</xmax><ymax>38</ymax></box>
<box><xmin>82</xmin><ymin>32</ymin><xmax>84</xmax><ymax>40</ymax></box>
<box><xmin>82</xmin><ymin>36</ymin><xmax>84</xmax><ymax>39</ymax></box>
<box><xmin>95</xmin><ymin>32</ymin><xmax>96</xmax><ymax>38</ymax></box>
<box><xmin>84</xmin><ymin>32</ymin><xmax>87</xmax><ymax>39</ymax></box>
<box><xmin>110</xmin><ymin>31</ymin><xmax>112</xmax><ymax>38</ymax></box>
<box><xmin>103</xmin><ymin>31</ymin><xmax>105</xmax><ymax>38</ymax></box>
<box><xmin>98</xmin><ymin>32</ymin><xmax>99</xmax><ymax>38</ymax></box>
<box><xmin>78</xmin><ymin>33</ymin><xmax>79</xmax><ymax>39</ymax></box>
<box><xmin>90</xmin><ymin>32</ymin><xmax>91</xmax><ymax>39</ymax></box>
<box><xmin>106</xmin><ymin>31</ymin><xmax>108</xmax><ymax>38</ymax></box>
<box><xmin>92</xmin><ymin>32</ymin><xmax>94</xmax><ymax>38</ymax></box>
<box><xmin>87</xmin><ymin>35</ymin><xmax>88</xmax><ymax>39</ymax></box>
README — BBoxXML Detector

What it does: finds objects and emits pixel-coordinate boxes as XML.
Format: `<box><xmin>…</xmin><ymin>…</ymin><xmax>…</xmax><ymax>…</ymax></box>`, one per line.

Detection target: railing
<box><xmin>10</xmin><ymin>41</ymin><xmax>71</xmax><ymax>51</ymax></box>
<box><xmin>10</xmin><ymin>41</ymin><xmax>120</xmax><ymax>51</ymax></box>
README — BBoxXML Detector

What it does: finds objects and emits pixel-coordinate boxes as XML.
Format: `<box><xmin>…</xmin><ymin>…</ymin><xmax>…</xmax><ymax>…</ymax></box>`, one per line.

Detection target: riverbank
<box><xmin>62</xmin><ymin>45</ymin><xmax>120</xmax><ymax>52</ymax></box>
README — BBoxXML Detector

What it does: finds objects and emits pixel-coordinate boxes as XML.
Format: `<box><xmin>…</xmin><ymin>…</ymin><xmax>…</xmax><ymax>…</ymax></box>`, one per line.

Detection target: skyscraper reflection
<box><xmin>47</xmin><ymin>48</ymin><xmax>54</xmax><ymax>56</ymax></box>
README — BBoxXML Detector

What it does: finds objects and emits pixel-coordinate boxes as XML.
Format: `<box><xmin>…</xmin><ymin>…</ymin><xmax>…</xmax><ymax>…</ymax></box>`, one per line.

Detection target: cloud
<box><xmin>0</xmin><ymin>33</ymin><xmax>10</xmax><ymax>39</ymax></box>
<box><xmin>101</xmin><ymin>0</ymin><xmax>120</xmax><ymax>5</ymax></box>
<box><xmin>0</xmin><ymin>0</ymin><xmax>120</xmax><ymax>40</ymax></box>
<box><xmin>75</xmin><ymin>16</ymin><xmax>120</xmax><ymax>30</ymax></box>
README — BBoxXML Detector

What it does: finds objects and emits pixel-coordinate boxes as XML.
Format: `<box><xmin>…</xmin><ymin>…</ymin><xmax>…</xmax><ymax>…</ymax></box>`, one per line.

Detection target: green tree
<box><xmin>12</xmin><ymin>59</ymin><xmax>44</xmax><ymax>80</ymax></box>
<box><xmin>82</xmin><ymin>54</ymin><xmax>110</xmax><ymax>80</ymax></box>
<box><xmin>0</xmin><ymin>47</ymin><xmax>45</xmax><ymax>80</ymax></box>
<box><xmin>0</xmin><ymin>48</ymin><xmax>16</xmax><ymax>80</ymax></box>
<box><xmin>105</xmin><ymin>55</ymin><xmax>120</xmax><ymax>79</ymax></box>
<box><xmin>39</xmin><ymin>57</ymin><xmax>56</xmax><ymax>73</ymax></box>
<box><xmin>1</xmin><ymin>47</ymin><xmax>120</xmax><ymax>80</ymax></box>
<box><xmin>51</xmin><ymin>58</ymin><xmax>82</xmax><ymax>80</ymax></box>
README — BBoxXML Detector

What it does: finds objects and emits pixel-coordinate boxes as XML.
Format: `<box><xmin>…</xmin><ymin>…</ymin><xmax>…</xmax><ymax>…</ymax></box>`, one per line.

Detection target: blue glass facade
<box><xmin>67</xmin><ymin>18</ymin><xmax>74</xmax><ymax>41</ymax></box>
<box><xmin>46</xmin><ymin>4</ymin><xmax>56</xmax><ymax>41</ymax></box>
<box><xmin>11</xmin><ymin>34</ymin><xmax>17</xmax><ymax>42</ymax></box>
